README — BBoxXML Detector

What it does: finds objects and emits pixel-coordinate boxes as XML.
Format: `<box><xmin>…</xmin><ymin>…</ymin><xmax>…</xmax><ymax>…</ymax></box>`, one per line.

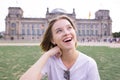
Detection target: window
<box><xmin>37</xmin><ymin>29</ymin><xmax>41</xmax><ymax>35</ymax></box>
<box><xmin>82</xmin><ymin>24</ymin><xmax>85</xmax><ymax>29</ymax></box>
<box><xmin>32</xmin><ymin>24</ymin><xmax>36</xmax><ymax>35</ymax></box>
<box><xmin>11</xmin><ymin>23</ymin><xmax>16</xmax><ymax>27</ymax></box>
<box><xmin>11</xmin><ymin>30</ymin><xmax>16</xmax><ymax>35</ymax></box>
<box><xmin>27</xmin><ymin>24</ymin><xmax>30</xmax><ymax>28</ymax></box>
<box><xmin>95</xmin><ymin>24</ymin><xmax>98</xmax><ymax>29</ymax></box>
<box><xmin>32</xmin><ymin>29</ymin><xmax>35</xmax><ymax>35</ymax></box>
<box><xmin>86</xmin><ymin>30</ymin><xmax>89</xmax><ymax>36</ymax></box>
<box><xmin>90</xmin><ymin>30</ymin><xmax>94</xmax><ymax>36</ymax></box>
<box><xmin>90</xmin><ymin>24</ymin><xmax>93</xmax><ymax>28</ymax></box>
<box><xmin>37</xmin><ymin>24</ymin><xmax>40</xmax><ymax>28</ymax></box>
<box><xmin>82</xmin><ymin>30</ymin><xmax>85</xmax><ymax>36</ymax></box>
<box><xmin>27</xmin><ymin>29</ymin><xmax>30</xmax><ymax>35</ymax></box>
<box><xmin>22</xmin><ymin>29</ymin><xmax>25</xmax><ymax>35</ymax></box>
<box><xmin>95</xmin><ymin>30</ymin><xmax>98</xmax><ymax>36</ymax></box>
<box><xmin>104</xmin><ymin>31</ymin><xmax>107</xmax><ymax>36</ymax></box>
<box><xmin>78</xmin><ymin>30</ymin><xmax>81</xmax><ymax>36</ymax></box>
<box><xmin>22</xmin><ymin>23</ymin><xmax>25</xmax><ymax>28</ymax></box>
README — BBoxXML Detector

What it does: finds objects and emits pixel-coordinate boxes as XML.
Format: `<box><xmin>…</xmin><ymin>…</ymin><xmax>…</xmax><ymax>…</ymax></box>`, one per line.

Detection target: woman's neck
<box><xmin>61</xmin><ymin>49</ymin><xmax>79</xmax><ymax>69</ymax></box>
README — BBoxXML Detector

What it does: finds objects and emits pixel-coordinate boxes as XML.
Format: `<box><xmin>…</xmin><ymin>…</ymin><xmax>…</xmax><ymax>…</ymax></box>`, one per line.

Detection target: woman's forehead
<box><xmin>52</xmin><ymin>19</ymin><xmax>71</xmax><ymax>29</ymax></box>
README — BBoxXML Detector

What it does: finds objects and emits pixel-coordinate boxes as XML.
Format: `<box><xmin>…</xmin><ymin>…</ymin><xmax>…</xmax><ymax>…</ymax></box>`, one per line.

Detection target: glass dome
<box><xmin>51</xmin><ymin>8</ymin><xmax>66</xmax><ymax>13</ymax></box>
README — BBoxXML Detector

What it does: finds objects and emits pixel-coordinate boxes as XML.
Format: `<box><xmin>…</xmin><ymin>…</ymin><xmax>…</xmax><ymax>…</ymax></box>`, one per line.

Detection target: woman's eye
<box><xmin>56</xmin><ymin>29</ymin><xmax>62</xmax><ymax>33</ymax></box>
<box><xmin>68</xmin><ymin>26</ymin><xmax>72</xmax><ymax>30</ymax></box>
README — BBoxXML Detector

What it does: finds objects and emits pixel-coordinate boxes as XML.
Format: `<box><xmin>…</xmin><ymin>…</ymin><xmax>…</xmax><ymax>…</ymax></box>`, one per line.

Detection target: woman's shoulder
<box><xmin>78</xmin><ymin>51</ymin><xmax>97</xmax><ymax>65</ymax></box>
<box><xmin>47</xmin><ymin>55</ymin><xmax>59</xmax><ymax>63</ymax></box>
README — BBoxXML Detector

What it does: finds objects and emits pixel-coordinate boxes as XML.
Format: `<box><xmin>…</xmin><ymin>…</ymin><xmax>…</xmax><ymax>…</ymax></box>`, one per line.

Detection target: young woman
<box><xmin>20</xmin><ymin>15</ymin><xmax>100</xmax><ymax>80</ymax></box>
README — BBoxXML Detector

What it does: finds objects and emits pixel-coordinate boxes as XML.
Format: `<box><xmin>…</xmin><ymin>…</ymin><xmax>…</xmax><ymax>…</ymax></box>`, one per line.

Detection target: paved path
<box><xmin>78</xmin><ymin>42</ymin><xmax>120</xmax><ymax>48</ymax></box>
<box><xmin>0</xmin><ymin>42</ymin><xmax>120</xmax><ymax>48</ymax></box>
<box><xmin>0</xmin><ymin>43</ymin><xmax>40</xmax><ymax>46</ymax></box>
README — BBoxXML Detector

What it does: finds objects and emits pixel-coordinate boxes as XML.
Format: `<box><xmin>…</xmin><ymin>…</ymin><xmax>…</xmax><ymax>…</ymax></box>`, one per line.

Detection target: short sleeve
<box><xmin>87</xmin><ymin>58</ymin><xmax>100</xmax><ymax>80</ymax></box>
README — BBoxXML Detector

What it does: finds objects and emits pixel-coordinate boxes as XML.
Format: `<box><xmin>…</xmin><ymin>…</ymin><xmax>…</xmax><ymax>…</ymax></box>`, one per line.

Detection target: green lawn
<box><xmin>0</xmin><ymin>46</ymin><xmax>120</xmax><ymax>80</ymax></box>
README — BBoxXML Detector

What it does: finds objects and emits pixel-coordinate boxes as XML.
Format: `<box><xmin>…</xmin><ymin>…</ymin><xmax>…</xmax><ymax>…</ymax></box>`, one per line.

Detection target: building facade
<box><xmin>5</xmin><ymin>7</ymin><xmax>112</xmax><ymax>42</ymax></box>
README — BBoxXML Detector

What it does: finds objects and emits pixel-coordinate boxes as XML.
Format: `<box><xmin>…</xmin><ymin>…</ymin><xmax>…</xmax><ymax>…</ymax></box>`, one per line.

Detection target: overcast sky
<box><xmin>0</xmin><ymin>0</ymin><xmax>120</xmax><ymax>32</ymax></box>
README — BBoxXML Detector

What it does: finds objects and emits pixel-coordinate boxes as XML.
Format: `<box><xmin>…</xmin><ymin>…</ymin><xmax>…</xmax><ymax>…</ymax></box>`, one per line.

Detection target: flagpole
<box><xmin>89</xmin><ymin>11</ymin><xmax>91</xmax><ymax>19</ymax></box>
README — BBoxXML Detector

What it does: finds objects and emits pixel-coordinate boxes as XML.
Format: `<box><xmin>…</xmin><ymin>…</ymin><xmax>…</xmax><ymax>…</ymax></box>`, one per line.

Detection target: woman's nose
<box><xmin>64</xmin><ymin>29</ymin><xmax>70</xmax><ymax>35</ymax></box>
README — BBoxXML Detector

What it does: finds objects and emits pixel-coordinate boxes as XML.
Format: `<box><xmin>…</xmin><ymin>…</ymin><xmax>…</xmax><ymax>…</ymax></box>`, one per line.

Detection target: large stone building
<box><xmin>5</xmin><ymin>7</ymin><xmax>112</xmax><ymax>42</ymax></box>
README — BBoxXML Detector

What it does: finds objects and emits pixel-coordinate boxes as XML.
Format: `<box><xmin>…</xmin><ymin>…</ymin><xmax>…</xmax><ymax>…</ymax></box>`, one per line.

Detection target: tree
<box><xmin>112</xmin><ymin>32</ymin><xmax>120</xmax><ymax>38</ymax></box>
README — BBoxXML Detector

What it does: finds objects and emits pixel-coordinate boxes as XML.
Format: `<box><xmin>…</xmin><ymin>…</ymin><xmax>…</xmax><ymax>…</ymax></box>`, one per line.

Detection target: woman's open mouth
<box><xmin>63</xmin><ymin>37</ymin><xmax>72</xmax><ymax>43</ymax></box>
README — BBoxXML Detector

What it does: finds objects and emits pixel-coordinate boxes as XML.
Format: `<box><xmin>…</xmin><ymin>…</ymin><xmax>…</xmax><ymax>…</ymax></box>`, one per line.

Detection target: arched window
<box><xmin>104</xmin><ymin>31</ymin><xmax>107</xmax><ymax>36</ymax></box>
<box><xmin>11</xmin><ymin>23</ymin><xmax>16</xmax><ymax>27</ymax></box>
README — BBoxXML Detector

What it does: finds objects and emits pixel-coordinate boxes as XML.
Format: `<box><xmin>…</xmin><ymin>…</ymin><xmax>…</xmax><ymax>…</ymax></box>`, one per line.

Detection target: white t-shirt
<box><xmin>41</xmin><ymin>52</ymin><xmax>100</xmax><ymax>80</ymax></box>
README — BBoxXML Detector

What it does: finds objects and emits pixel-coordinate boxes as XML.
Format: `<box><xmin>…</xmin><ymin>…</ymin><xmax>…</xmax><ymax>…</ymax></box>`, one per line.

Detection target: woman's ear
<box><xmin>53</xmin><ymin>42</ymin><xmax>56</xmax><ymax>45</ymax></box>
<box><xmin>51</xmin><ymin>41</ymin><xmax>57</xmax><ymax>47</ymax></box>
<box><xmin>51</xmin><ymin>39</ymin><xmax>56</xmax><ymax>45</ymax></box>
<box><xmin>52</xmin><ymin>41</ymin><xmax>56</xmax><ymax>46</ymax></box>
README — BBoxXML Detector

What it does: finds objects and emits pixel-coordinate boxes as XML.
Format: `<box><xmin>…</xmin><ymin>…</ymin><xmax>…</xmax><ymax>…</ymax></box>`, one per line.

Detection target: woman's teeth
<box><xmin>64</xmin><ymin>38</ymin><xmax>72</xmax><ymax>42</ymax></box>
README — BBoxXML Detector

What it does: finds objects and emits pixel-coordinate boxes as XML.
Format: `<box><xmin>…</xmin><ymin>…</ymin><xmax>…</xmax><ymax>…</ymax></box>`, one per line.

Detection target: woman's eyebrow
<box><xmin>55</xmin><ymin>28</ymin><xmax>62</xmax><ymax>31</ymax></box>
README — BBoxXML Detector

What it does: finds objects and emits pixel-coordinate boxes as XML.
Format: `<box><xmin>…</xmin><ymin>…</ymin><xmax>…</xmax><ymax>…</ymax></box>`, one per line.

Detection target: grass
<box><xmin>77</xmin><ymin>46</ymin><xmax>120</xmax><ymax>80</ymax></box>
<box><xmin>0</xmin><ymin>46</ymin><xmax>120</xmax><ymax>80</ymax></box>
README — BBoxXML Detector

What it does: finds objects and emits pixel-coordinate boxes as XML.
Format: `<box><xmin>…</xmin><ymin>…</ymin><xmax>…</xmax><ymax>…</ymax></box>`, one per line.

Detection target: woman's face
<box><xmin>51</xmin><ymin>19</ymin><xmax>77</xmax><ymax>50</ymax></box>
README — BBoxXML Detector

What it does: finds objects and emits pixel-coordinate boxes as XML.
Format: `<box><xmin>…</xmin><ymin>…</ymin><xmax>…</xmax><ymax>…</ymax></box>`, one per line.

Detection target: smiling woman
<box><xmin>19</xmin><ymin>15</ymin><xmax>100</xmax><ymax>80</ymax></box>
